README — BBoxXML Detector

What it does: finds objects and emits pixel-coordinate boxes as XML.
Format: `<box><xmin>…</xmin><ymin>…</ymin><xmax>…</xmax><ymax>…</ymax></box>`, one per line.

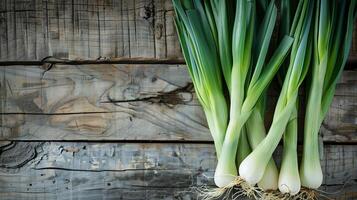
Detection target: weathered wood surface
<box><xmin>1</xmin><ymin>0</ymin><xmax>357</xmax><ymax>62</ymax></box>
<box><xmin>0</xmin><ymin>0</ymin><xmax>181</xmax><ymax>61</ymax></box>
<box><xmin>0</xmin><ymin>65</ymin><xmax>355</xmax><ymax>142</ymax></box>
<box><xmin>0</xmin><ymin>142</ymin><xmax>355</xmax><ymax>200</ymax></box>
<box><xmin>322</xmin><ymin>71</ymin><xmax>357</xmax><ymax>143</ymax></box>
<box><xmin>0</xmin><ymin>64</ymin><xmax>208</xmax><ymax>141</ymax></box>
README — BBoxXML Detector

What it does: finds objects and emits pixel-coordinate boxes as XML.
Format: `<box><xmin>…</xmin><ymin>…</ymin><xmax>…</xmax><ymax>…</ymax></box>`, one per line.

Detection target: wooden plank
<box><xmin>0</xmin><ymin>142</ymin><xmax>355</xmax><ymax>200</ymax></box>
<box><xmin>0</xmin><ymin>64</ymin><xmax>207</xmax><ymax>141</ymax></box>
<box><xmin>321</xmin><ymin>145</ymin><xmax>357</xmax><ymax>200</ymax></box>
<box><xmin>322</xmin><ymin>71</ymin><xmax>357</xmax><ymax>142</ymax></box>
<box><xmin>0</xmin><ymin>0</ymin><xmax>182</xmax><ymax>62</ymax></box>
<box><xmin>0</xmin><ymin>65</ymin><xmax>356</xmax><ymax>142</ymax></box>
<box><xmin>0</xmin><ymin>142</ymin><xmax>214</xmax><ymax>200</ymax></box>
<box><xmin>1</xmin><ymin>0</ymin><xmax>357</xmax><ymax>62</ymax></box>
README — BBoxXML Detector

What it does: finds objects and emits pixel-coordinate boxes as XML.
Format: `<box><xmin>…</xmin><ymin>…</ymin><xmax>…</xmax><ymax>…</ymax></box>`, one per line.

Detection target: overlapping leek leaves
<box><xmin>174</xmin><ymin>0</ymin><xmax>294</xmax><ymax>189</ymax></box>
<box><xmin>209</xmin><ymin>0</ymin><xmax>233</xmax><ymax>91</ymax></box>
<box><xmin>239</xmin><ymin>0</ymin><xmax>313</xmax><ymax>187</ymax></box>
<box><xmin>173</xmin><ymin>0</ymin><xmax>228</xmax><ymax>158</ymax></box>
<box><xmin>214</xmin><ymin>0</ymin><xmax>293</xmax><ymax>187</ymax></box>
<box><xmin>209</xmin><ymin>0</ymin><xmax>253</xmax><ymax>169</ymax></box>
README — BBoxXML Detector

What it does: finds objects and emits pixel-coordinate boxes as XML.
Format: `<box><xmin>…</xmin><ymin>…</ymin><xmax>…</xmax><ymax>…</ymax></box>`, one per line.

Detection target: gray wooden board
<box><xmin>0</xmin><ymin>64</ymin><xmax>355</xmax><ymax>142</ymax></box>
<box><xmin>0</xmin><ymin>142</ymin><xmax>356</xmax><ymax>200</ymax></box>
<box><xmin>0</xmin><ymin>0</ymin><xmax>356</xmax><ymax>62</ymax></box>
<box><xmin>0</xmin><ymin>64</ymin><xmax>207</xmax><ymax>141</ymax></box>
<box><xmin>0</xmin><ymin>0</ymin><xmax>181</xmax><ymax>61</ymax></box>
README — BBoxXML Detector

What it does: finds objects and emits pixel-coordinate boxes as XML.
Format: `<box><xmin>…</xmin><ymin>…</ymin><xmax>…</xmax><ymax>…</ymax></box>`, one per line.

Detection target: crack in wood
<box><xmin>103</xmin><ymin>83</ymin><xmax>193</xmax><ymax>105</ymax></box>
<box><xmin>41</xmin><ymin>63</ymin><xmax>55</xmax><ymax>78</ymax></box>
<box><xmin>32</xmin><ymin>167</ymin><xmax>185</xmax><ymax>172</ymax></box>
<box><xmin>0</xmin><ymin>141</ymin><xmax>15</xmax><ymax>150</ymax></box>
<box><xmin>0</xmin><ymin>111</ymin><xmax>118</xmax><ymax>115</ymax></box>
<box><xmin>0</xmin><ymin>58</ymin><xmax>186</xmax><ymax>66</ymax></box>
<box><xmin>0</xmin><ymin>58</ymin><xmax>355</xmax><ymax>67</ymax></box>
<box><xmin>0</xmin><ymin>140</ymin><xmax>214</xmax><ymax>144</ymax></box>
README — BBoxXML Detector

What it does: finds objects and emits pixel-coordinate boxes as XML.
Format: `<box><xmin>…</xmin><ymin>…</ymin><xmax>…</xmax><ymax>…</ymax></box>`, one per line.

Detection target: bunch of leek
<box><xmin>173</xmin><ymin>0</ymin><xmax>294</xmax><ymax>189</ymax></box>
<box><xmin>173</xmin><ymin>0</ymin><xmax>357</xmax><ymax>197</ymax></box>
<box><xmin>239</xmin><ymin>0</ymin><xmax>313</xmax><ymax>191</ymax></box>
<box><xmin>240</xmin><ymin>0</ymin><xmax>357</xmax><ymax>195</ymax></box>
<box><xmin>214</xmin><ymin>0</ymin><xmax>293</xmax><ymax>187</ymax></box>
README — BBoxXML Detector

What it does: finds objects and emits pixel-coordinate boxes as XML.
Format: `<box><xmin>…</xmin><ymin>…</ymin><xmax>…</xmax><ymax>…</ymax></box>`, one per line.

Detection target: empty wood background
<box><xmin>0</xmin><ymin>0</ymin><xmax>356</xmax><ymax>199</ymax></box>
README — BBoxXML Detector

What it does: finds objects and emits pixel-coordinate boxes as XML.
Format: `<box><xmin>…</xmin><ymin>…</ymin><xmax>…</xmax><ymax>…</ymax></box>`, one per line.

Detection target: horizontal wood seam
<box><xmin>0</xmin><ymin>59</ymin><xmax>186</xmax><ymax>66</ymax></box>
<box><xmin>1</xmin><ymin>140</ymin><xmax>356</xmax><ymax>145</ymax></box>
<box><xmin>0</xmin><ymin>59</ymin><xmax>355</xmax><ymax>70</ymax></box>
<box><xmin>32</xmin><ymin>167</ymin><xmax>184</xmax><ymax>172</ymax></box>
<box><xmin>0</xmin><ymin>140</ymin><xmax>215</xmax><ymax>144</ymax></box>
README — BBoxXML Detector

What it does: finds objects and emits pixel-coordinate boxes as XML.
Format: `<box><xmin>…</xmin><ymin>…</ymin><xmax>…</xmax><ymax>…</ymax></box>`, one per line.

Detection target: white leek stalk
<box><xmin>278</xmin><ymin>104</ymin><xmax>300</xmax><ymax>195</ymax></box>
<box><xmin>276</xmin><ymin>0</ymin><xmax>301</xmax><ymax>195</ymax></box>
<box><xmin>209</xmin><ymin>0</ymin><xmax>253</xmax><ymax>172</ymax></box>
<box><xmin>246</xmin><ymin>105</ymin><xmax>279</xmax><ymax>190</ymax></box>
<box><xmin>300</xmin><ymin>0</ymin><xmax>357</xmax><ymax>189</ymax></box>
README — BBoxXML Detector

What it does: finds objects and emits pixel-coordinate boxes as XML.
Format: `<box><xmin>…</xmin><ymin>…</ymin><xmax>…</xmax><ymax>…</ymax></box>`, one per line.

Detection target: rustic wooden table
<box><xmin>0</xmin><ymin>0</ymin><xmax>356</xmax><ymax>199</ymax></box>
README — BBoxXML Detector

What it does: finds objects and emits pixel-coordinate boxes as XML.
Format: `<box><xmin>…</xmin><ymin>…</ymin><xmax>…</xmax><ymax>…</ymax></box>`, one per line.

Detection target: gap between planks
<box><xmin>1</xmin><ymin>140</ymin><xmax>357</xmax><ymax>146</ymax></box>
<box><xmin>0</xmin><ymin>58</ymin><xmax>186</xmax><ymax>66</ymax></box>
<box><xmin>0</xmin><ymin>55</ymin><xmax>356</xmax><ymax>68</ymax></box>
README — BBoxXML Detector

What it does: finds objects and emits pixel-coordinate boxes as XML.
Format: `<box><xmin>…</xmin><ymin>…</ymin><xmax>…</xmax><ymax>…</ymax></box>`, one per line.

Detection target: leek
<box><xmin>278</xmin><ymin>104</ymin><xmax>301</xmax><ymax>195</ymax></box>
<box><xmin>300</xmin><ymin>0</ymin><xmax>357</xmax><ymax>189</ymax></box>
<box><xmin>277</xmin><ymin>0</ymin><xmax>301</xmax><ymax>195</ymax></box>
<box><xmin>245</xmin><ymin>100</ymin><xmax>279</xmax><ymax>190</ymax></box>
<box><xmin>209</xmin><ymin>0</ymin><xmax>253</xmax><ymax>171</ymax></box>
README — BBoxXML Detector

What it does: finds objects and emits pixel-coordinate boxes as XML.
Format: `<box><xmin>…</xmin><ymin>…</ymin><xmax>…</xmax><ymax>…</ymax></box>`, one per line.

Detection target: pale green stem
<box><xmin>246</xmin><ymin>107</ymin><xmax>279</xmax><ymax>190</ymax></box>
<box><xmin>236</xmin><ymin>127</ymin><xmax>251</xmax><ymax>166</ymax></box>
<box><xmin>239</xmin><ymin>93</ymin><xmax>297</xmax><ymax>185</ymax></box>
<box><xmin>214</xmin><ymin>62</ymin><xmax>247</xmax><ymax>183</ymax></box>
<box><xmin>214</xmin><ymin>114</ymin><xmax>249</xmax><ymax>187</ymax></box>
<box><xmin>278</xmin><ymin>104</ymin><xmax>300</xmax><ymax>195</ymax></box>
<box><xmin>204</xmin><ymin>92</ymin><xmax>229</xmax><ymax>159</ymax></box>
<box><xmin>300</xmin><ymin>62</ymin><xmax>325</xmax><ymax>189</ymax></box>
<box><xmin>205</xmin><ymin>111</ymin><xmax>223</xmax><ymax>158</ymax></box>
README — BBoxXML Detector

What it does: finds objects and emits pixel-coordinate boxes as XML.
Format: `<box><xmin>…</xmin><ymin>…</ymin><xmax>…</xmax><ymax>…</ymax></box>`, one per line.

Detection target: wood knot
<box><xmin>142</xmin><ymin>2</ymin><xmax>155</xmax><ymax>21</ymax></box>
<box><xmin>155</xmin><ymin>24</ymin><xmax>163</xmax><ymax>39</ymax></box>
<box><xmin>59</xmin><ymin>146</ymin><xmax>80</xmax><ymax>154</ymax></box>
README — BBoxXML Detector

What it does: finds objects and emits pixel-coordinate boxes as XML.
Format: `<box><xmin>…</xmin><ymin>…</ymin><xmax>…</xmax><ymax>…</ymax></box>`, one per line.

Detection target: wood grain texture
<box><xmin>0</xmin><ymin>65</ymin><xmax>356</xmax><ymax>142</ymax></box>
<box><xmin>322</xmin><ymin>71</ymin><xmax>357</xmax><ymax>142</ymax></box>
<box><xmin>0</xmin><ymin>0</ymin><xmax>356</xmax><ymax>62</ymax></box>
<box><xmin>0</xmin><ymin>142</ymin><xmax>355</xmax><ymax>200</ymax></box>
<box><xmin>0</xmin><ymin>0</ymin><xmax>181</xmax><ymax>61</ymax></box>
<box><xmin>0</xmin><ymin>64</ymin><xmax>207</xmax><ymax>141</ymax></box>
